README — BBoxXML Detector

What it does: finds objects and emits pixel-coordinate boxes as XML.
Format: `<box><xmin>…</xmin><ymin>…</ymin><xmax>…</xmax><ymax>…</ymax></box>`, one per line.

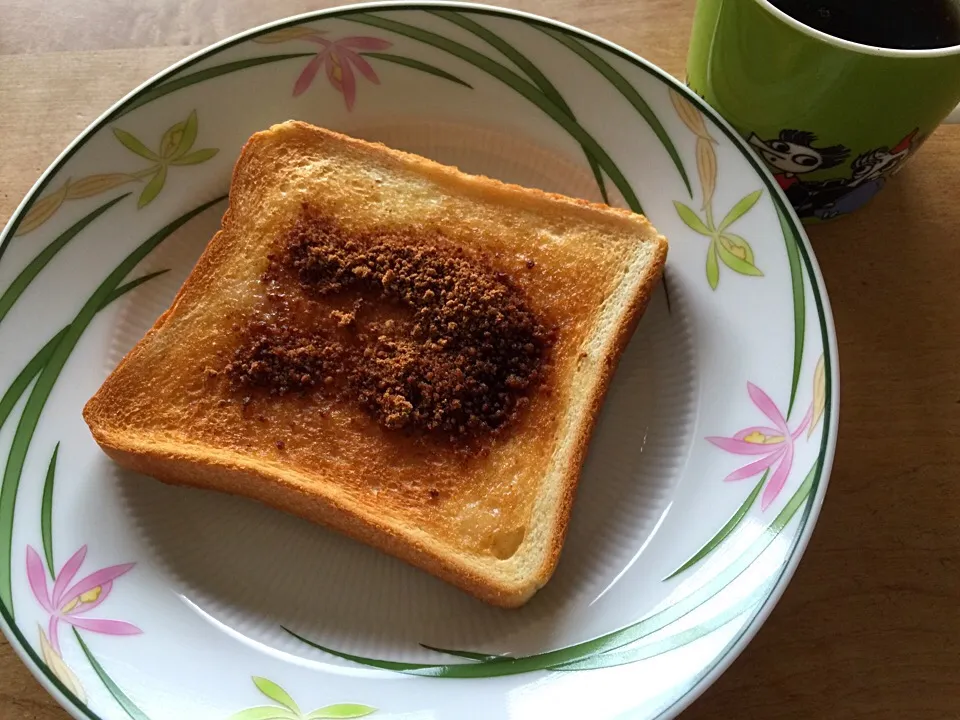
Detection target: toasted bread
<box><xmin>83</xmin><ymin>121</ymin><xmax>667</xmax><ymax>607</ymax></box>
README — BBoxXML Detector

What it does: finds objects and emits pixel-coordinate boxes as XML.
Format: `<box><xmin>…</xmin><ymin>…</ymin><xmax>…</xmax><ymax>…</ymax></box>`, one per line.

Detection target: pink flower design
<box><xmin>26</xmin><ymin>545</ymin><xmax>140</xmax><ymax>655</ymax></box>
<box><xmin>707</xmin><ymin>383</ymin><xmax>812</xmax><ymax>511</ymax></box>
<box><xmin>293</xmin><ymin>32</ymin><xmax>392</xmax><ymax>109</ymax></box>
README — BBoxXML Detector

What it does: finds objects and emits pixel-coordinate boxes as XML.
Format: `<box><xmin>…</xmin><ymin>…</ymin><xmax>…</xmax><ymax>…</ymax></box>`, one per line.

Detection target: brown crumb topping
<box><xmin>225</xmin><ymin>208</ymin><xmax>553</xmax><ymax>446</ymax></box>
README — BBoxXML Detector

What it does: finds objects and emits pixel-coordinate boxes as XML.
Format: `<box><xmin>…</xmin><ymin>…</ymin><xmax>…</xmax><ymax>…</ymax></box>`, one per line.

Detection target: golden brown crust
<box><xmin>82</xmin><ymin>121</ymin><xmax>668</xmax><ymax>608</ymax></box>
<box><xmin>87</xmin><ymin>432</ymin><xmax>538</xmax><ymax>607</ymax></box>
<box><xmin>530</xmin><ymin>246</ymin><xmax>667</xmax><ymax>587</ymax></box>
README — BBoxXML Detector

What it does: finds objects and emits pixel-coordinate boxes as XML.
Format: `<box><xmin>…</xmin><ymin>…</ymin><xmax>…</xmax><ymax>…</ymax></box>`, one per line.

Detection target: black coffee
<box><xmin>770</xmin><ymin>0</ymin><xmax>960</xmax><ymax>49</ymax></box>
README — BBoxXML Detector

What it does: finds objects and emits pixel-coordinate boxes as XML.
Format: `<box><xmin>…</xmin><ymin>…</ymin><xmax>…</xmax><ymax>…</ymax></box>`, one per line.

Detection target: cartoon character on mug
<box><xmin>812</xmin><ymin>129</ymin><xmax>922</xmax><ymax>219</ymax></box>
<box><xmin>749</xmin><ymin>128</ymin><xmax>923</xmax><ymax>219</ymax></box>
<box><xmin>748</xmin><ymin>130</ymin><xmax>850</xmax><ymax>194</ymax></box>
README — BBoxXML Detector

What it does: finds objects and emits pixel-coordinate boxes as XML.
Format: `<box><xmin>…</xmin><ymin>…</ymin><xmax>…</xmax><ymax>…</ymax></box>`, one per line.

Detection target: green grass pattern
<box><xmin>75</xmin><ymin>630</ymin><xmax>152</xmax><ymax>720</ymax></box>
<box><xmin>285</xmin><ymin>462</ymin><xmax>817</xmax><ymax>677</ymax></box>
<box><xmin>0</xmin><ymin>196</ymin><xmax>223</xmax><ymax>614</ymax></box>
<box><xmin>348</xmin><ymin>12</ymin><xmax>643</xmax><ymax>214</ymax></box>
<box><xmin>428</xmin><ymin>9</ymin><xmax>610</xmax><ymax>203</ymax></box>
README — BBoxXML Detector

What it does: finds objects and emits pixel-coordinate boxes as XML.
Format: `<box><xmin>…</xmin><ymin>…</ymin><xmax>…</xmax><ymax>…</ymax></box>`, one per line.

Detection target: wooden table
<box><xmin>1</xmin><ymin>0</ymin><xmax>958</xmax><ymax>717</ymax></box>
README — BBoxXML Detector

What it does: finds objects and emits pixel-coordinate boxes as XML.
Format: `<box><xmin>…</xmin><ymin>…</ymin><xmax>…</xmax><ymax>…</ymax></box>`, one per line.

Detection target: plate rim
<box><xmin>0</xmin><ymin>3</ymin><xmax>840</xmax><ymax>719</ymax></box>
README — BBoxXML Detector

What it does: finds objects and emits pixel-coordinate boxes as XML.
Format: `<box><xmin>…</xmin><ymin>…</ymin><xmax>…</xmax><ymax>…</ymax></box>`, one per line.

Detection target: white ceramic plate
<box><xmin>0</xmin><ymin>4</ymin><xmax>838</xmax><ymax>718</ymax></box>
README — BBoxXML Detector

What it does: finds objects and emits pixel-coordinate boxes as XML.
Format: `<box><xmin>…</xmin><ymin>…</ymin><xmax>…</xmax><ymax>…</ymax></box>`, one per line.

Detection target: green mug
<box><xmin>687</xmin><ymin>0</ymin><xmax>960</xmax><ymax>222</ymax></box>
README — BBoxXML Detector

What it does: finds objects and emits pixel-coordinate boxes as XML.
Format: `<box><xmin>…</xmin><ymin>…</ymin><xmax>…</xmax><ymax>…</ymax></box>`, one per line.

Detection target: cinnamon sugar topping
<box><xmin>225</xmin><ymin>209</ymin><xmax>553</xmax><ymax>444</ymax></box>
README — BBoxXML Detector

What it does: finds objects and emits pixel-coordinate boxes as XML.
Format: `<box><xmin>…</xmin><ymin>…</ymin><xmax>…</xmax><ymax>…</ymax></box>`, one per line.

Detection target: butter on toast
<box><xmin>83</xmin><ymin>121</ymin><xmax>668</xmax><ymax>608</ymax></box>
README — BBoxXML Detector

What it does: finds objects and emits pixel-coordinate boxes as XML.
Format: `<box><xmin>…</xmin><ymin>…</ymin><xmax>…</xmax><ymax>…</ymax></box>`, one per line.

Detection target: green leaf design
<box><xmin>0</xmin><ymin>194</ymin><xmax>129</xmax><ymax>328</ymax></box>
<box><xmin>661</xmin><ymin>272</ymin><xmax>673</xmax><ymax>313</ymax></box>
<box><xmin>717</xmin><ymin>189</ymin><xmax>763</xmax><ymax>232</ymax></box>
<box><xmin>778</xmin><ymin>204</ymin><xmax>806</xmax><ymax>416</ymax></box>
<box><xmin>428</xmin><ymin>9</ymin><xmax>608</xmax><ymax>203</ymax></box>
<box><xmin>706</xmin><ymin>241</ymin><xmax>720</xmax><ymax>290</ymax></box>
<box><xmin>286</xmin><ymin>460</ymin><xmax>820</xmax><ymax>678</ymax></box>
<box><xmin>663</xmin><ymin>471</ymin><xmax>766</xmax><ymax>580</ymax></box>
<box><xmin>0</xmin><ymin>333</ymin><xmax>60</xmax><ymax>435</ymax></box>
<box><xmin>171</xmin><ymin>110</ymin><xmax>198</xmax><ymax>160</ymax></box>
<box><xmin>74</xmin><ymin>630</ymin><xmax>151</xmax><ymax>720</ymax></box>
<box><xmin>113</xmin><ymin>128</ymin><xmax>160</xmax><ymax>161</ymax></box>
<box><xmin>228</xmin><ymin>707</ymin><xmax>298</xmax><ymax>720</ymax></box>
<box><xmin>361</xmin><ymin>52</ymin><xmax>472</xmax><ymax>88</ymax></box>
<box><xmin>719</xmin><ymin>232</ymin><xmax>755</xmax><ymax>265</ymax></box>
<box><xmin>0</xmin><ymin>270</ymin><xmax>168</xmax><ymax>439</ymax></box>
<box><xmin>553</xmin><ymin>581</ymin><xmax>772</xmax><ymax>671</ymax></box>
<box><xmin>170</xmin><ymin>148</ymin><xmax>219</xmax><ymax>166</ymax></box>
<box><xmin>283</xmin><ymin>627</ymin><xmax>442</xmax><ymax>673</ymax></box>
<box><xmin>347</xmin><ymin>13</ymin><xmax>643</xmax><ymax>214</ymax></box>
<box><xmin>106</xmin><ymin>270</ymin><xmax>172</xmax><ymax>304</ymax></box>
<box><xmin>673</xmin><ymin>201</ymin><xmax>711</xmax><ymax>236</ymax></box>
<box><xmin>717</xmin><ymin>242</ymin><xmax>763</xmax><ymax>277</ymax></box>
<box><xmin>40</xmin><ymin>444</ymin><xmax>59</xmax><ymax>578</ymax></box>
<box><xmin>0</xmin><ymin>196</ymin><xmax>223</xmax><ymax>614</ymax></box>
<box><xmin>585</xmin><ymin>153</ymin><xmax>610</xmax><ymax>205</ymax></box>
<box><xmin>253</xmin><ymin>677</ymin><xmax>300</xmax><ymax>714</ymax></box>
<box><xmin>538</xmin><ymin>26</ymin><xmax>692</xmax><ymax>197</ymax></box>
<box><xmin>420</xmin><ymin>643</ymin><xmax>508</xmax><ymax>662</ymax></box>
<box><xmin>307</xmin><ymin>704</ymin><xmax>377</xmax><ymax>719</ymax></box>
<box><xmin>159</xmin><ymin>120</ymin><xmax>187</xmax><ymax>160</ymax></box>
<box><xmin>111</xmin><ymin>54</ymin><xmax>315</xmax><ymax>120</ymax></box>
<box><xmin>138</xmin><ymin>166</ymin><xmax>167</xmax><ymax>208</ymax></box>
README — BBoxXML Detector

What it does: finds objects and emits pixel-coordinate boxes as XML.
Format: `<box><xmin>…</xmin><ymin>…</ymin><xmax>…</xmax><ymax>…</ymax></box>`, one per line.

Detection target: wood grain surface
<box><xmin>1</xmin><ymin>0</ymin><xmax>958</xmax><ymax>718</ymax></box>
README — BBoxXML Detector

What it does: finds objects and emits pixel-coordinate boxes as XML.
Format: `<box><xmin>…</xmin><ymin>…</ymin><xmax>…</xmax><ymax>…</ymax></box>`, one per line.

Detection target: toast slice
<box><xmin>83</xmin><ymin>121</ymin><xmax>667</xmax><ymax>607</ymax></box>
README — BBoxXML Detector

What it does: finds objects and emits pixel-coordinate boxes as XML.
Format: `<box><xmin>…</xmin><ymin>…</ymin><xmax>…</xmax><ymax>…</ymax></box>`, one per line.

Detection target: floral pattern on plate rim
<box><xmin>16</xmin><ymin>110</ymin><xmax>219</xmax><ymax>236</ymax></box>
<box><xmin>670</xmin><ymin>91</ymin><xmax>764</xmax><ymax>290</ymax></box>
<box><xmin>228</xmin><ymin>676</ymin><xmax>376</xmax><ymax>720</ymax></box>
<box><xmin>278</xmin><ymin>358</ymin><xmax>827</xmax><ymax>676</ymax></box>
<box><xmin>26</xmin><ymin>545</ymin><xmax>139</xmax><ymax>656</ymax></box>
<box><xmin>253</xmin><ymin>25</ymin><xmax>472</xmax><ymax>109</ymax></box>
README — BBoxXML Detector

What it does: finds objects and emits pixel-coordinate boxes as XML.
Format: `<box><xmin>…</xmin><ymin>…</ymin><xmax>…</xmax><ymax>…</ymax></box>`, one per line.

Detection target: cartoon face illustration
<box><xmin>811</xmin><ymin>130</ymin><xmax>923</xmax><ymax>219</ymax></box>
<box><xmin>849</xmin><ymin>148</ymin><xmax>909</xmax><ymax>185</ymax></box>
<box><xmin>751</xmin><ymin>127</ymin><xmax>924</xmax><ymax>221</ymax></box>
<box><xmin>848</xmin><ymin>130</ymin><xmax>922</xmax><ymax>187</ymax></box>
<box><xmin>748</xmin><ymin>130</ymin><xmax>850</xmax><ymax>176</ymax></box>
